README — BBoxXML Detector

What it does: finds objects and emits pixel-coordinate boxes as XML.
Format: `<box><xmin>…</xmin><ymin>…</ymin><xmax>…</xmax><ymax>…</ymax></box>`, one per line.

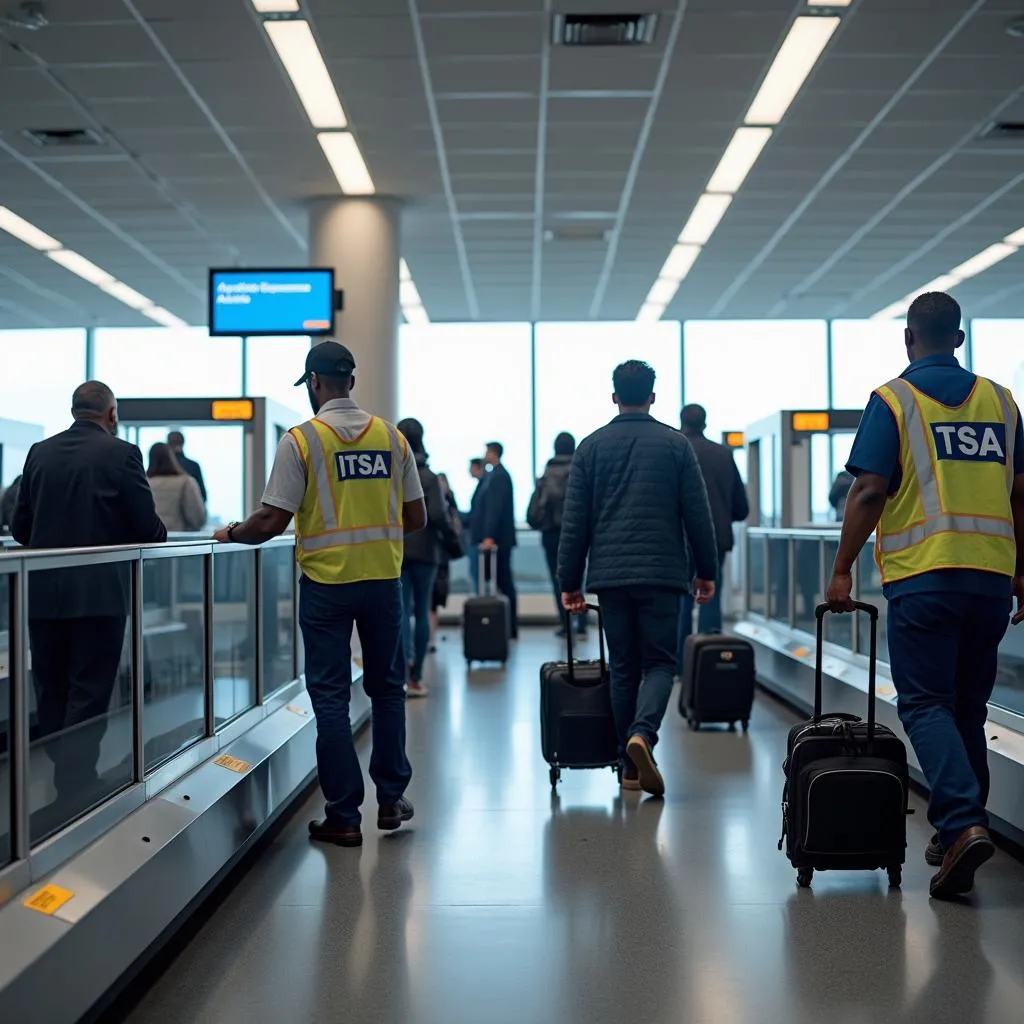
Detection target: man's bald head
<box><xmin>71</xmin><ymin>381</ymin><xmax>118</xmax><ymax>433</ymax></box>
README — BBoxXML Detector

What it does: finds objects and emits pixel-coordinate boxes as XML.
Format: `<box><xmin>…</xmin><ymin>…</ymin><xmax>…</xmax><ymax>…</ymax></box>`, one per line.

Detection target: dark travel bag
<box><xmin>463</xmin><ymin>549</ymin><xmax>510</xmax><ymax>667</ymax></box>
<box><xmin>780</xmin><ymin>602</ymin><xmax>909</xmax><ymax>888</ymax></box>
<box><xmin>678</xmin><ymin>633</ymin><xmax>755</xmax><ymax>731</ymax></box>
<box><xmin>540</xmin><ymin>603</ymin><xmax>620</xmax><ymax>791</ymax></box>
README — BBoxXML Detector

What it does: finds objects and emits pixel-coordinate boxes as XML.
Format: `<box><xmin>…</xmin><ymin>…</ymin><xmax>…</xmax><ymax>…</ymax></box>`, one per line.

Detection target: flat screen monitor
<box><xmin>209</xmin><ymin>267</ymin><xmax>335</xmax><ymax>336</ymax></box>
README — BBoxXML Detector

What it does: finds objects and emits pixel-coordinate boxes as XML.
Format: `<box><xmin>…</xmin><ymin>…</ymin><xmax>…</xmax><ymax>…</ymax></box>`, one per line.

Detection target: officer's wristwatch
<box><xmin>226</xmin><ymin>521</ymin><xmax>241</xmax><ymax>542</ymax></box>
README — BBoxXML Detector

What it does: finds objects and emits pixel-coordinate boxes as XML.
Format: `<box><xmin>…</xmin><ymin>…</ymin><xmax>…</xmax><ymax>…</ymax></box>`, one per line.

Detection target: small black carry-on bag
<box><xmin>780</xmin><ymin>602</ymin><xmax>909</xmax><ymax>889</ymax></box>
<box><xmin>540</xmin><ymin>603</ymin><xmax>620</xmax><ymax>791</ymax></box>
<box><xmin>678</xmin><ymin>634</ymin><xmax>756</xmax><ymax>732</ymax></box>
<box><xmin>463</xmin><ymin>548</ymin><xmax>510</xmax><ymax>667</ymax></box>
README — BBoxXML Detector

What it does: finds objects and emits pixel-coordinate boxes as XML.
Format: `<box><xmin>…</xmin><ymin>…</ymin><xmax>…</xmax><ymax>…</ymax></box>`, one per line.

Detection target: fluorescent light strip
<box><xmin>0</xmin><ymin>206</ymin><xmax>61</xmax><ymax>251</ymax></box>
<box><xmin>637</xmin><ymin>302</ymin><xmax>667</xmax><ymax>323</ymax></box>
<box><xmin>745</xmin><ymin>16</ymin><xmax>841</xmax><ymax>126</ymax></box>
<box><xmin>706</xmin><ymin>127</ymin><xmax>773</xmax><ymax>194</ymax></box>
<box><xmin>871</xmin><ymin>301</ymin><xmax>911</xmax><ymax>322</ymax></box>
<box><xmin>403</xmin><ymin>304</ymin><xmax>429</xmax><ymax>327</ymax></box>
<box><xmin>264</xmin><ymin>20</ymin><xmax>347</xmax><ymax>129</ymax></box>
<box><xmin>252</xmin><ymin>0</ymin><xmax>299</xmax><ymax>11</ymax></box>
<box><xmin>660</xmin><ymin>243</ymin><xmax>702</xmax><ymax>281</ymax></box>
<box><xmin>1004</xmin><ymin>227</ymin><xmax>1024</xmax><ymax>247</ymax></box>
<box><xmin>948</xmin><ymin>242</ymin><xmax>1017</xmax><ymax>280</ymax></box>
<box><xmin>679</xmin><ymin>194</ymin><xmax>733</xmax><ymax>245</ymax></box>
<box><xmin>0</xmin><ymin>205</ymin><xmax>191</xmax><ymax>324</ymax></box>
<box><xmin>318</xmin><ymin>132</ymin><xmax>375</xmax><ymax>195</ymax></box>
<box><xmin>807</xmin><ymin>0</ymin><xmax>852</xmax><ymax>6</ymax></box>
<box><xmin>399</xmin><ymin>258</ymin><xmax>412</xmax><ymax>282</ymax></box>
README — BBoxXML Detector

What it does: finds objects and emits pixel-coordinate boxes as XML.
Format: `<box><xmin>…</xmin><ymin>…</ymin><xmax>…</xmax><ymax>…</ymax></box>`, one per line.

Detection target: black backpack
<box><xmin>528</xmin><ymin>461</ymin><xmax>570</xmax><ymax>532</ymax></box>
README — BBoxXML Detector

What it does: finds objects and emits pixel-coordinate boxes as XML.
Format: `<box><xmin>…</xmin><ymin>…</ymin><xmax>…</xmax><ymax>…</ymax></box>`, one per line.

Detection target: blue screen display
<box><xmin>209</xmin><ymin>268</ymin><xmax>334</xmax><ymax>336</ymax></box>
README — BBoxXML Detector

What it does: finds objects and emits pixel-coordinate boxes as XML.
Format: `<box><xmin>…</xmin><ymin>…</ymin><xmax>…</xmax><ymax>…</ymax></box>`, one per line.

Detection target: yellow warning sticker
<box><xmin>214</xmin><ymin>754</ymin><xmax>252</xmax><ymax>774</ymax></box>
<box><xmin>285</xmin><ymin>704</ymin><xmax>309</xmax><ymax>717</ymax></box>
<box><xmin>23</xmin><ymin>884</ymin><xmax>74</xmax><ymax>916</ymax></box>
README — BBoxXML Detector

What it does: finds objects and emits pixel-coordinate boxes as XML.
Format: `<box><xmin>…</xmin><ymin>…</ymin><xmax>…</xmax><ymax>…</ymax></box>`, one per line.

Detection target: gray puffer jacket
<box><xmin>557</xmin><ymin>413</ymin><xmax>719</xmax><ymax>593</ymax></box>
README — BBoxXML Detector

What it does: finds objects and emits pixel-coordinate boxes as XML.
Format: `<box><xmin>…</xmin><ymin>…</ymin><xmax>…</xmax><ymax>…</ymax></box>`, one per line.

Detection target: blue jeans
<box><xmin>599</xmin><ymin>586</ymin><xmax>681</xmax><ymax>763</ymax></box>
<box><xmin>679</xmin><ymin>553</ymin><xmax>726</xmax><ymax>667</ymax></box>
<box><xmin>887</xmin><ymin>591</ymin><xmax>1010</xmax><ymax>849</ymax></box>
<box><xmin>402</xmin><ymin>561</ymin><xmax>438</xmax><ymax>682</ymax></box>
<box><xmin>299</xmin><ymin>576</ymin><xmax>412</xmax><ymax>826</ymax></box>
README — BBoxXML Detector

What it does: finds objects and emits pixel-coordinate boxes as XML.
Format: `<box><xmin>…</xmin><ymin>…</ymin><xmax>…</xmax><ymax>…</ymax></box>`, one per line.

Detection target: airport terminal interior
<box><xmin>2</xmin><ymin>0</ymin><xmax>1024</xmax><ymax>1021</ymax></box>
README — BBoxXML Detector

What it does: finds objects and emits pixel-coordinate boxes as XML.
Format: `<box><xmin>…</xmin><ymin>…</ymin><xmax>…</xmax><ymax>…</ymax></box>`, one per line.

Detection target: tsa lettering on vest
<box><xmin>930</xmin><ymin>422</ymin><xmax>1006</xmax><ymax>463</ymax></box>
<box><xmin>334</xmin><ymin>449</ymin><xmax>393</xmax><ymax>480</ymax></box>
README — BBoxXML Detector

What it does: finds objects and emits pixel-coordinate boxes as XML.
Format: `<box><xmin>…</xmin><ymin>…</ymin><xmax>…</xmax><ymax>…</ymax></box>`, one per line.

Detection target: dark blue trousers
<box><xmin>299</xmin><ymin>576</ymin><xmax>412</xmax><ymax>826</ymax></box>
<box><xmin>887</xmin><ymin>591</ymin><xmax>1010</xmax><ymax>849</ymax></box>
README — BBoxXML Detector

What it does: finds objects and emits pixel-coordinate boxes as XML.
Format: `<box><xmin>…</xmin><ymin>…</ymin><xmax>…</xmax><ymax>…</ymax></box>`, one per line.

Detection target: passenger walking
<box><xmin>559</xmin><ymin>361</ymin><xmax>718</xmax><ymax>796</ymax></box>
<box><xmin>478</xmin><ymin>440</ymin><xmax>519</xmax><ymax>638</ymax></box>
<box><xmin>430</xmin><ymin>473</ymin><xmax>462</xmax><ymax>650</ymax></box>
<box><xmin>529</xmin><ymin>432</ymin><xmax>585</xmax><ymax>637</ymax></box>
<box><xmin>826</xmin><ymin>292</ymin><xmax>1024</xmax><ymax>899</ymax></box>
<box><xmin>214</xmin><ymin>342</ymin><xmax>426</xmax><ymax>847</ymax></box>
<box><xmin>147</xmin><ymin>442</ymin><xmax>207</xmax><ymax>532</ymax></box>
<box><xmin>167</xmin><ymin>430</ymin><xmax>207</xmax><ymax>504</ymax></box>
<box><xmin>13</xmin><ymin>381</ymin><xmax>167</xmax><ymax>813</ymax></box>
<box><xmin>678</xmin><ymin>404</ymin><xmax>749</xmax><ymax>644</ymax></box>
<box><xmin>396</xmin><ymin>418</ymin><xmax>449</xmax><ymax>698</ymax></box>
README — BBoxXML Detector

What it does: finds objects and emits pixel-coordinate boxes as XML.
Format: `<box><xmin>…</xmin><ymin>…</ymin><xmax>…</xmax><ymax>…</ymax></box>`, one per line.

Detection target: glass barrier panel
<box><xmin>213</xmin><ymin>550</ymin><xmax>256</xmax><ymax>727</ymax></box>
<box><xmin>142</xmin><ymin>556</ymin><xmax>206</xmax><ymax>770</ymax></box>
<box><xmin>993</xmin><ymin>621</ymin><xmax>1024</xmax><ymax>717</ymax></box>
<box><xmin>262</xmin><ymin>546</ymin><xmax>296</xmax><ymax>695</ymax></box>
<box><xmin>856</xmin><ymin>547</ymin><xmax>888</xmax><ymax>663</ymax></box>
<box><xmin>448</xmin><ymin>530</ymin><xmax>552</xmax><ymax>597</ymax></box>
<box><xmin>822</xmin><ymin>539</ymin><xmax>852</xmax><ymax>651</ymax></box>
<box><xmin>793</xmin><ymin>539</ymin><xmax>822</xmax><ymax>635</ymax></box>
<box><xmin>0</xmin><ymin>574</ymin><xmax>11</xmax><ymax>865</ymax></box>
<box><xmin>768</xmin><ymin>538</ymin><xmax>790</xmax><ymax>624</ymax></box>
<box><xmin>27</xmin><ymin>562</ymin><xmax>134</xmax><ymax>845</ymax></box>
<box><xmin>748</xmin><ymin>534</ymin><xmax>767</xmax><ymax>615</ymax></box>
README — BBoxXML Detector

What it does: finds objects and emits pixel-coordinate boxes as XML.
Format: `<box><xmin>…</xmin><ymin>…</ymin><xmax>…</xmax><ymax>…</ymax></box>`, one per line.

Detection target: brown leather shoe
<box><xmin>929</xmin><ymin>826</ymin><xmax>994</xmax><ymax>899</ymax></box>
<box><xmin>378</xmin><ymin>796</ymin><xmax>415</xmax><ymax>831</ymax></box>
<box><xmin>308</xmin><ymin>818</ymin><xmax>362</xmax><ymax>847</ymax></box>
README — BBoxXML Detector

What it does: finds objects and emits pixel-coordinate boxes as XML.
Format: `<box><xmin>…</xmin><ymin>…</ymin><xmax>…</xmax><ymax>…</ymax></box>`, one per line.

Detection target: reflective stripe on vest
<box><xmin>875</xmin><ymin>375</ymin><xmax>1015</xmax><ymax>581</ymax></box>
<box><xmin>295</xmin><ymin>420</ymin><xmax>339</xmax><ymax>529</ymax></box>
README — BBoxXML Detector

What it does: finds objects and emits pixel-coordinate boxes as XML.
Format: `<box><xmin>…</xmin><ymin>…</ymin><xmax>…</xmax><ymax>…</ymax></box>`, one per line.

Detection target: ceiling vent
<box><xmin>978</xmin><ymin>121</ymin><xmax>1024</xmax><ymax>142</ymax></box>
<box><xmin>552</xmin><ymin>13</ymin><xmax>658</xmax><ymax>47</ymax></box>
<box><xmin>544</xmin><ymin>225</ymin><xmax>611</xmax><ymax>244</ymax></box>
<box><xmin>23</xmin><ymin>127</ymin><xmax>104</xmax><ymax>148</ymax></box>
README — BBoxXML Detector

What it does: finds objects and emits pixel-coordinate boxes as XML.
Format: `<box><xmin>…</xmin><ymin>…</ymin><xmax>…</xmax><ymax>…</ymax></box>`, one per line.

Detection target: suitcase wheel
<box><xmin>687</xmin><ymin>716</ymin><xmax>700</xmax><ymax>731</ymax></box>
<box><xmin>549</xmin><ymin>766</ymin><xmax>560</xmax><ymax>791</ymax></box>
<box><xmin>887</xmin><ymin>865</ymin><xmax>902</xmax><ymax>889</ymax></box>
<box><xmin>742</xmin><ymin>720</ymin><xmax>750</xmax><ymax>733</ymax></box>
<box><xmin>797</xmin><ymin>868</ymin><xmax>813</xmax><ymax>888</ymax></box>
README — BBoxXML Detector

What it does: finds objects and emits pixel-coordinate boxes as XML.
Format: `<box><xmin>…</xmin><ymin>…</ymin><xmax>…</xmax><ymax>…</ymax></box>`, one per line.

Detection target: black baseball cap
<box><xmin>294</xmin><ymin>341</ymin><xmax>356</xmax><ymax>386</ymax></box>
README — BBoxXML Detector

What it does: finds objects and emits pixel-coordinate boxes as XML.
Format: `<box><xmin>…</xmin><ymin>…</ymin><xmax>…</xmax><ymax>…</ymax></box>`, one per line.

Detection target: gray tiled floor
<box><xmin>120</xmin><ymin>630</ymin><xmax>1024</xmax><ymax>1024</ymax></box>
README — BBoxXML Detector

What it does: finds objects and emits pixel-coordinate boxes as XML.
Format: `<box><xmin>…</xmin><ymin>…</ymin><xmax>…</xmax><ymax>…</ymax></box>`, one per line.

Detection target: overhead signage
<box><xmin>723</xmin><ymin>431</ymin><xmax>745</xmax><ymax>448</ymax></box>
<box><xmin>791</xmin><ymin>412</ymin><xmax>831</xmax><ymax>433</ymax></box>
<box><xmin>208</xmin><ymin>267</ymin><xmax>335</xmax><ymax>337</ymax></box>
<box><xmin>211</xmin><ymin>399</ymin><xmax>255</xmax><ymax>422</ymax></box>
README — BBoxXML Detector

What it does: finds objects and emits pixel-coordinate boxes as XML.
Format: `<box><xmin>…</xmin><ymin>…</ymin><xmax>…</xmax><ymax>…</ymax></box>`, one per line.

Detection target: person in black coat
<box><xmin>13</xmin><ymin>381</ymin><xmax>167</xmax><ymax>806</ymax></box>
<box><xmin>478</xmin><ymin>440</ymin><xmax>518</xmax><ymax>639</ymax></box>
<box><xmin>559</xmin><ymin>361</ymin><xmax>717</xmax><ymax>797</ymax></box>
<box><xmin>168</xmin><ymin>430</ymin><xmax>207</xmax><ymax>504</ymax></box>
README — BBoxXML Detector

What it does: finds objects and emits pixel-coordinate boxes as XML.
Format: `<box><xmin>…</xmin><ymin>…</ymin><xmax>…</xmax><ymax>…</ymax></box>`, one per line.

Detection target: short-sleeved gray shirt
<box><xmin>262</xmin><ymin>398</ymin><xmax>423</xmax><ymax>514</ymax></box>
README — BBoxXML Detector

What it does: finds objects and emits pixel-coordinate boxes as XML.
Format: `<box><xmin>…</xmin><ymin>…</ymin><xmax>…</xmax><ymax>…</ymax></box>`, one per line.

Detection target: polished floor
<box><xmin>118</xmin><ymin>630</ymin><xmax>1024</xmax><ymax>1024</ymax></box>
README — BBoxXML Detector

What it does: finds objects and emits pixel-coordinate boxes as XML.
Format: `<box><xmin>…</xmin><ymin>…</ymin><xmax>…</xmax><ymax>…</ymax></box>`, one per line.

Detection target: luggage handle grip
<box><xmin>814</xmin><ymin>602</ymin><xmax>878</xmax><ymax>739</ymax></box>
<box><xmin>566</xmin><ymin>602</ymin><xmax>605</xmax><ymax>682</ymax></box>
<box><xmin>477</xmin><ymin>547</ymin><xmax>498</xmax><ymax>596</ymax></box>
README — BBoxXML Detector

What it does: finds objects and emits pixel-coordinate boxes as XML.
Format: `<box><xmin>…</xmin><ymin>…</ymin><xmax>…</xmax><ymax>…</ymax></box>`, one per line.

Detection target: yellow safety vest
<box><xmin>874</xmin><ymin>375</ymin><xmax>1016</xmax><ymax>584</ymax></box>
<box><xmin>289</xmin><ymin>415</ymin><xmax>406</xmax><ymax>584</ymax></box>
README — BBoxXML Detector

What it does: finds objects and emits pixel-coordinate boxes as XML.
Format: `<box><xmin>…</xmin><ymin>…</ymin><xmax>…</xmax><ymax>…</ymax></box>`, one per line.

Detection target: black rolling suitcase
<box><xmin>540</xmin><ymin>603</ymin><xmax>620</xmax><ymax>791</ymax></box>
<box><xmin>678</xmin><ymin>634</ymin><xmax>755</xmax><ymax>731</ymax></box>
<box><xmin>780</xmin><ymin>602</ymin><xmax>909</xmax><ymax>889</ymax></box>
<box><xmin>463</xmin><ymin>549</ymin><xmax>510</xmax><ymax>666</ymax></box>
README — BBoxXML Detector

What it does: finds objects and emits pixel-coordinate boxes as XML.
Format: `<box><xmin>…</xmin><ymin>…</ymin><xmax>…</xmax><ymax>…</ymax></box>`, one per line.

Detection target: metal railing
<box><xmin>0</xmin><ymin>537</ymin><xmax>301</xmax><ymax>887</ymax></box>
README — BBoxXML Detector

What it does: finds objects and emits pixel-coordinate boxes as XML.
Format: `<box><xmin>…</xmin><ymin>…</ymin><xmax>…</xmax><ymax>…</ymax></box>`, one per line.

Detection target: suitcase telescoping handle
<box><xmin>477</xmin><ymin>547</ymin><xmax>498</xmax><ymax>596</ymax></box>
<box><xmin>565</xmin><ymin>602</ymin><xmax>606</xmax><ymax>684</ymax></box>
<box><xmin>814</xmin><ymin>602</ymin><xmax>878</xmax><ymax>738</ymax></box>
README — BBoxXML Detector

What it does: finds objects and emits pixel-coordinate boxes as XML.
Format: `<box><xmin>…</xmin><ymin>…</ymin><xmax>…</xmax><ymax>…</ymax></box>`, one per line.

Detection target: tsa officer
<box><xmin>214</xmin><ymin>341</ymin><xmax>427</xmax><ymax>848</ymax></box>
<box><xmin>826</xmin><ymin>292</ymin><xmax>1024</xmax><ymax>899</ymax></box>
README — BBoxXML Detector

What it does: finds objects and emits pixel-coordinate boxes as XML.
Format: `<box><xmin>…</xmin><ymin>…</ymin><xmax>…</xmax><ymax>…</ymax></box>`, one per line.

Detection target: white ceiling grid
<box><xmin>0</xmin><ymin>0</ymin><xmax>1022</xmax><ymax>329</ymax></box>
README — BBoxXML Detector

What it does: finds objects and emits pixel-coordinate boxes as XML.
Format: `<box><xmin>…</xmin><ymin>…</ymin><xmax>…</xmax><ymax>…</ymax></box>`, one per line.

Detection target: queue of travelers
<box><xmin>3</xmin><ymin>289</ymin><xmax>1021</xmax><ymax>899</ymax></box>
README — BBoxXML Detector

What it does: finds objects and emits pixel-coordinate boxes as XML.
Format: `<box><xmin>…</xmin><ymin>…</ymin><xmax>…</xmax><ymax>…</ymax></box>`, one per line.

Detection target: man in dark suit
<box><xmin>478</xmin><ymin>441</ymin><xmax>518</xmax><ymax>638</ymax></box>
<box><xmin>13</xmin><ymin>381</ymin><xmax>167</xmax><ymax>804</ymax></box>
<box><xmin>679</xmin><ymin>404</ymin><xmax>749</xmax><ymax>640</ymax></box>
<box><xmin>168</xmin><ymin>430</ymin><xmax>207</xmax><ymax>504</ymax></box>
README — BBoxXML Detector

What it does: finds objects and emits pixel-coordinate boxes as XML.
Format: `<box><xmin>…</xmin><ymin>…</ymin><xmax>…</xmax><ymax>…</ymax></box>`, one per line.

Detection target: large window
<box><xmin>970</xmin><ymin>320</ymin><xmax>1024</xmax><ymax>405</ymax></box>
<box><xmin>683</xmin><ymin>321</ymin><xmax>829</xmax><ymax>442</ymax></box>
<box><xmin>398</xmin><ymin>323</ymin><xmax>533</xmax><ymax>518</ymax></box>
<box><xmin>95</xmin><ymin>328</ymin><xmax>245</xmax><ymax>525</ymax></box>
<box><xmin>533</xmin><ymin>322</ymin><xmax>682</xmax><ymax>472</ymax></box>
<box><xmin>0</xmin><ymin>329</ymin><xmax>86</xmax><ymax>460</ymax></box>
<box><xmin>245</xmin><ymin>335</ymin><xmax>311</xmax><ymax>418</ymax></box>
<box><xmin>830</xmin><ymin>320</ymin><xmax>909</xmax><ymax>410</ymax></box>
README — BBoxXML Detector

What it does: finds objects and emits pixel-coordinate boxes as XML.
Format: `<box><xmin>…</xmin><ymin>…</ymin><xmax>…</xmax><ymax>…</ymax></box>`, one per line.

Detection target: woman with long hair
<box><xmin>396</xmin><ymin>418</ymin><xmax>449</xmax><ymax>697</ymax></box>
<box><xmin>147</xmin><ymin>442</ymin><xmax>206</xmax><ymax>532</ymax></box>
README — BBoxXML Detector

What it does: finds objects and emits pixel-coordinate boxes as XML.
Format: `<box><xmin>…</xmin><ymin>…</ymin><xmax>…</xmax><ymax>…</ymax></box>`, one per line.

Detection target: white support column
<box><xmin>308</xmin><ymin>197</ymin><xmax>401</xmax><ymax>422</ymax></box>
